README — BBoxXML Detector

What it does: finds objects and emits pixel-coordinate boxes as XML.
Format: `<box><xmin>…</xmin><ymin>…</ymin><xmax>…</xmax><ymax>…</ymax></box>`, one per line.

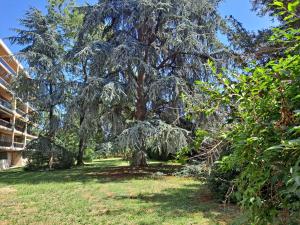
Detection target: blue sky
<box><xmin>0</xmin><ymin>0</ymin><xmax>277</xmax><ymax>53</ymax></box>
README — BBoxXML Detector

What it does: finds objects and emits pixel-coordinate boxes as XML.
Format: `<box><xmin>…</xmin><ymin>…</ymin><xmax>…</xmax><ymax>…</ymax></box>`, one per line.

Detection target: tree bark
<box><xmin>76</xmin><ymin>115</ymin><xmax>85</xmax><ymax>166</ymax></box>
<box><xmin>130</xmin><ymin>150</ymin><xmax>147</xmax><ymax>167</ymax></box>
<box><xmin>76</xmin><ymin>60</ymin><xmax>88</xmax><ymax>166</ymax></box>
<box><xmin>135</xmin><ymin>72</ymin><xmax>146</xmax><ymax>121</ymax></box>
<box><xmin>48</xmin><ymin>83</ymin><xmax>55</xmax><ymax>170</ymax></box>
<box><xmin>132</xmin><ymin>26</ymin><xmax>149</xmax><ymax>166</ymax></box>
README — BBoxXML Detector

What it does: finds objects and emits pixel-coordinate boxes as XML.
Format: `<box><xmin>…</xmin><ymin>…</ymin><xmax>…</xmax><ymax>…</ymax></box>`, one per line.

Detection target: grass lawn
<box><xmin>0</xmin><ymin>158</ymin><xmax>239</xmax><ymax>225</ymax></box>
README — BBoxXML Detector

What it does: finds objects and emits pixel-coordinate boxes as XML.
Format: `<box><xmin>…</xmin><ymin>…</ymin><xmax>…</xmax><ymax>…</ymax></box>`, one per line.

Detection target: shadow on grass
<box><xmin>0</xmin><ymin>159</ymin><xmax>182</xmax><ymax>185</ymax></box>
<box><xmin>0</xmin><ymin>158</ymin><xmax>240</xmax><ymax>223</ymax></box>
<box><xmin>105</xmin><ymin>183</ymin><xmax>238</xmax><ymax>224</ymax></box>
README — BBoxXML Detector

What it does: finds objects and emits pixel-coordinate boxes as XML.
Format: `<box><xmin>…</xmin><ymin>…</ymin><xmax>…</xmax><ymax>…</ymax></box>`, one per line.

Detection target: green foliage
<box><xmin>83</xmin><ymin>147</ymin><xmax>95</xmax><ymax>162</ymax></box>
<box><xmin>56</xmin><ymin>122</ymin><xmax>103</xmax><ymax>163</ymax></box>
<box><xmin>175</xmin><ymin>147</ymin><xmax>191</xmax><ymax>164</ymax></box>
<box><xmin>24</xmin><ymin>137</ymin><xmax>74</xmax><ymax>171</ymax></box>
<box><xmin>207</xmin><ymin>162</ymin><xmax>238</xmax><ymax>203</ymax></box>
<box><xmin>205</xmin><ymin>145</ymin><xmax>239</xmax><ymax>203</ymax></box>
<box><xmin>174</xmin><ymin>164</ymin><xmax>206</xmax><ymax>179</ymax></box>
<box><xmin>191</xmin><ymin>2</ymin><xmax>300</xmax><ymax>224</ymax></box>
<box><xmin>194</xmin><ymin>129</ymin><xmax>209</xmax><ymax>150</ymax></box>
<box><xmin>70</xmin><ymin>0</ymin><xmax>229</xmax><ymax>166</ymax></box>
<box><xmin>175</xmin><ymin>129</ymin><xmax>208</xmax><ymax>164</ymax></box>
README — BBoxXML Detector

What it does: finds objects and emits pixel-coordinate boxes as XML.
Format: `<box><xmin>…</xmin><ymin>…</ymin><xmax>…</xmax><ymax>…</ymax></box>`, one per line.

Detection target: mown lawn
<box><xmin>0</xmin><ymin>158</ymin><xmax>239</xmax><ymax>225</ymax></box>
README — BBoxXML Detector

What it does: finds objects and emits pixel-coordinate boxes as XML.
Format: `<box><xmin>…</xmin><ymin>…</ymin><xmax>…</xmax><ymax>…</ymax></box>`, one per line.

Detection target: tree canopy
<box><xmin>70</xmin><ymin>0</ymin><xmax>229</xmax><ymax>165</ymax></box>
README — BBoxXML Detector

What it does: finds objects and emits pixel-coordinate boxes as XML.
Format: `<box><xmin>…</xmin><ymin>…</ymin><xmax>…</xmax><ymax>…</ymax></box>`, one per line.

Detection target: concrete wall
<box><xmin>0</xmin><ymin>159</ymin><xmax>9</xmax><ymax>169</ymax></box>
<box><xmin>0</xmin><ymin>151</ymin><xmax>24</xmax><ymax>170</ymax></box>
<box><xmin>11</xmin><ymin>151</ymin><xmax>24</xmax><ymax>166</ymax></box>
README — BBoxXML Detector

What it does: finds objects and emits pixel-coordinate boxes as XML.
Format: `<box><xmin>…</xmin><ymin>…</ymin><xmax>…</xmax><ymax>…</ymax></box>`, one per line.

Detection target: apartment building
<box><xmin>0</xmin><ymin>39</ymin><xmax>38</xmax><ymax>170</ymax></box>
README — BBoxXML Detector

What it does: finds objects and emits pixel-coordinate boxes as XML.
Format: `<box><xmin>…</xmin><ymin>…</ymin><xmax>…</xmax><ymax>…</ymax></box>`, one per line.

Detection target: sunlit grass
<box><xmin>0</xmin><ymin>158</ymin><xmax>238</xmax><ymax>225</ymax></box>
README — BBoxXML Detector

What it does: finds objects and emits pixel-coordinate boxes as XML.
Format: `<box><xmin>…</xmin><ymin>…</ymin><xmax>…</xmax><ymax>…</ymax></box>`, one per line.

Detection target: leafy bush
<box><xmin>207</xmin><ymin>162</ymin><xmax>239</xmax><ymax>203</ymax></box>
<box><xmin>24</xmin><ymin>137</ymin><xmax>75</xmax><ymax>171</ymax></box>
<box><xmin>83</xmin><ymin>147</ymin><xmax>95</xmax><ymax>162</ymax></box>
<box><xmin>191</xmin><ymin>2</ymin><xmax>300</xmax><ymax>223</ymax></box>
<box><xmin>95</xmin><ymin>142</ymin><xmax>118</xmax><ymax>159</ymax></box>
<box><xmin>175</xmin><ymin>129</ymin><xmax>209</xmax><ymax>164</ymax></box>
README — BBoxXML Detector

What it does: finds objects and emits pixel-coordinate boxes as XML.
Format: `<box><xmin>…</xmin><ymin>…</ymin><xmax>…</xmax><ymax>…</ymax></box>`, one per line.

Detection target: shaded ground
<box><xmin>0</xmin><ymin>158</ymin><xmax>240</xmax><ymax>225</ymax></box>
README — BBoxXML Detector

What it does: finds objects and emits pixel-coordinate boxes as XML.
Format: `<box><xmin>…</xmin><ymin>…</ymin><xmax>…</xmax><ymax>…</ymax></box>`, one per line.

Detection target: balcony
<box><xmin>16</xmin><ymin>108</ymin><xmax>26</xmax><ymax>117</ymax></box>
<box><xmin>0</xmin><ymin>97</ymin><xmax>12</xmax><ymax>110</ymax></box>
<box><xmin>15</xmin><ymin>121</ymin><xmax>26</xmax><ymax>132</ymax></box>
<box><xmin>0</xmin><ymin>119</ymin><xmax>12</xmax><ymax>129</ymax></box>
<box><xmin>0</xmin><ymin>138</ymin><xmax>11</xmax><ymax>147</ymax></box>
<box><xmin>27</xmin><ymin>127</ymin><xmax>38</xmax><ymax>137</ymax></box>
<box><xmin>0</xmin><ymin>77</ymin><xmax>9</xmax><ymax>88</ymax></box>
<box><xmin>13</xmin><ymin>142</ymin><xmax>24</xmax><ymax>148</ymax></box>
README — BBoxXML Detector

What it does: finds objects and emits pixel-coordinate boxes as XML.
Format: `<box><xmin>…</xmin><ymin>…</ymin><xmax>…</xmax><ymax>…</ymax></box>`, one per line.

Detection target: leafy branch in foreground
<box><xmin>191</xmin><ymin>2</ymin><xmax>300</xmax><ymax>224</ymax></box>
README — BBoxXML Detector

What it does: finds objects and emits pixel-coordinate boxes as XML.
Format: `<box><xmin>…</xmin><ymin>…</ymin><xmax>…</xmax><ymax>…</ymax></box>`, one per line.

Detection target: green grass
<box><xmin>0</xmin><ymin>158</ymin><xmax>239</xmax><ymax>225</ymax></box>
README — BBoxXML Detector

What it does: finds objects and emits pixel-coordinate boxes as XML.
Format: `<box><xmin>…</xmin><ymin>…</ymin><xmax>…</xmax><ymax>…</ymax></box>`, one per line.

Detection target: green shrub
<box><xmin>192</xmin><ymin>4</ymin><xmax>300</xmax><ymax>223</ymax></box>
<box><xmin>207</xmin><ymin>162</ymin><xmax>239</xmax><ymax>203</ymax></box>
<box><xmin>24</xmin><ymin>137</ymin><xmax>75</xmax><ymax>171</ymax></box>
<box><xmin>83</xmin><ymin>147</ymin><xmax>95</xmax><ymax>162</ymax></box>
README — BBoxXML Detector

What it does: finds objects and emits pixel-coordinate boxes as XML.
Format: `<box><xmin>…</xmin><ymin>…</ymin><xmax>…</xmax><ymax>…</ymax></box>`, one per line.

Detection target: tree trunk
<box><xmin>132</xmin><ymin>72</ymin><xmax>148</xmax><ymax>166</ymax></box>
<box><xmin>130</xmin><ymin>150</ymin><xmax>147</xmax><ymax>167</ymax></box>
<box><xmin>76</xmin><ymin>115</ymin><xmax>85</xmax><ymax>166</ymax></box>
<box><xmin>77</xmin><ymin>60</ymin><xmax>88</xmax><ymax>166</ymax></box>
<box><xmin>48</xmin><ymin>84</ymin><xmax>55</xmax><ymax>170</ymax></box>
<box><xmin>133</xmin><ymin>27</ymin><xmax>149</xmax><ymax>166</ymax></box>
<box><xmin>135</xmin><ymin>72</ymin><xmax>146</xmax><ymax>121</ymax></box>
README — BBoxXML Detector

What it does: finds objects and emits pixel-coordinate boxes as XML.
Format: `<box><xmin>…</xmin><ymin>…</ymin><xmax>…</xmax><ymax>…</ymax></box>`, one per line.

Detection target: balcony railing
<box><xmin>15</xmin><ymin>124</ymin><xmax>26</xmax><ymax>132</ymax></box>
<box><xmin>16</xmin><ymin>108</ymin><xmax>26</xmax><ymax>117</ymax></box>
<box><xmin>0</xmin><ymin>98</ymin><xmax>12</xmax><ymax>110</ymax></box>
<box><xmin>13</xmin><ymin>142</ymin><xmax>24</xmax><ymax>148</ymax></box>
<box><xmin>0</xmin><ymin>119</ymin><xmax>12</xmax><ymax>129</ymax></box>
<box><xmin>0</xmin><ymin>139</ymin><xmax>12</xmax><ymax>147</ymax></box>
<box><xmin>0</xmin><ymin>58</ymin><xmax>16</xmax><ymax>76</ymax></box>
<box><xmin>0</xmin><ymin>77</ymin><xmax>9</xmax><ymax>88</ymax></box>
<box><xmin>27</xmin><ymin>129</ymin><xmax>37</xmax><ymax>136</ymax></box>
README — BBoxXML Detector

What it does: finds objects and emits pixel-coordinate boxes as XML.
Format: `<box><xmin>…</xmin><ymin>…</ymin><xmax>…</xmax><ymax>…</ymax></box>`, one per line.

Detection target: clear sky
<box><xmin>0</xmin><ymin>0</ymin><xmax>278</xmax><ymax>54</ymax></box>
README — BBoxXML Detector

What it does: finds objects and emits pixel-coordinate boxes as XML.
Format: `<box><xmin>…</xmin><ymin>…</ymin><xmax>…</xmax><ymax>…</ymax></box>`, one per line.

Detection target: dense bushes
<box><xmin>24</xmin><ymin>137</ymin><xmax>74</xmax><ymax>170</ymax></box>
<box><xmin>83</xmin><ymin>147</ymin><xmax>95</xmax><ymax>162</ymax></box>
<box><xmin>191</xmin><ymin>2</ymin><xmax>300</xmax><ymax>224</ymax></box>
<box><xmin>206</xmin><ymin>162</ymin><xmax>238</xmax><ymax>203</ymax></box>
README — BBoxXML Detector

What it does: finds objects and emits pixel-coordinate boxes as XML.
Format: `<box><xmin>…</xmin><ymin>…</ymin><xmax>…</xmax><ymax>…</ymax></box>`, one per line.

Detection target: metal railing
<box><xmin>0</xmin><ymin>77</ymin><xmax>9</xmax><ymax>88</ymax></box>
<box><xmin>15</xmin><ymin>126</ymin><xmax>26</xmax><ymax>132</ymax></box>
<box><xmin>0</xmin><ymin>139</ymin><xmax>12</xmax><ymax>147</ymax></box>
<box><xmin>16</xmin><ymin>108</ymin><xmax>26</xmax><ymax>117</ymax></box>
<box><xmin>15</xmin><ymin>124</ymin><xmax>26</xmax><ymax>132</ymax></box>
<box><xmin>13</xmin><ymin>142</ymin><xmax>24</xmax><ymax>148</ymax></box>
<box><xmin>0</xmin><ymin>58</ymin><xmax>16</xmax><ymax>76</ymax></box>
<box><xmin>0</xmin><ymin>119</ymin><xmax>12</xmax><ymax>128</ymax></box>
<box><xmin>0</xmin><ymin>98</ymin><xmax>12</xmax><ymax>110</ymax></box>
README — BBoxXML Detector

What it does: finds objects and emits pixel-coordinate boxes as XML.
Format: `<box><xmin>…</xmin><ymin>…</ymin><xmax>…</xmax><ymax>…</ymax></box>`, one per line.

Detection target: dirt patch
<box><xmin>106</xmin><ymin>192</ymin><xmax>115</xmax><ymax>198</ymax></box>
<box><xmin>0</xmin><ymin>187</ymin><xmax>16</xmax><ymax>194</ymax></box>
<box><xmin>81</xmin><ymin>193</ymin><xmax>95</xmax><ymax>202</ymax></box>
<box><xmin>0</xmin><ymin>187</ymin><xmax>16</xmax><ymax>203</ymax></box>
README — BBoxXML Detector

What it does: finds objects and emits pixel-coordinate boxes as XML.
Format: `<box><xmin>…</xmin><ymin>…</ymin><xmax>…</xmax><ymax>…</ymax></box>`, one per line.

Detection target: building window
<box><xmin>0</xmin><ymin>152</ymin><xmax>7</xmax><ymax>160</ymax></box>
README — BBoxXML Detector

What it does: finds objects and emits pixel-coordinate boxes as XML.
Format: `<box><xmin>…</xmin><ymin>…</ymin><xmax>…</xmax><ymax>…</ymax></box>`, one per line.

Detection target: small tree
<box><xmin>10</xmin><ymin>3</ymin><xmax>68</xmax><ymax>169</ymax></box>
